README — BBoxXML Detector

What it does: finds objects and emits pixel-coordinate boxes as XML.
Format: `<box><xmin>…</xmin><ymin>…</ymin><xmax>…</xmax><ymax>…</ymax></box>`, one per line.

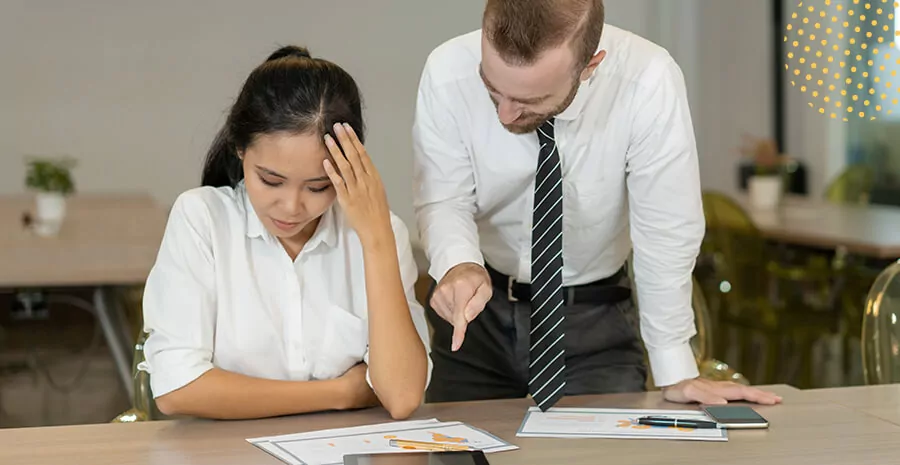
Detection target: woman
<box><xmin>138</xmin><ymin>46</ymin><xmax>430</xmax><ymax>420</ymax></box>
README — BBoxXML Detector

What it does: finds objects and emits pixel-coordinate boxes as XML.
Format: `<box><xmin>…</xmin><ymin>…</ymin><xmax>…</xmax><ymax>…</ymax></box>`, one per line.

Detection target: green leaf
<box><xmin>24</xmin><ymin>157</ymin><xmax>76</xmax><ymax>195</ymax></box>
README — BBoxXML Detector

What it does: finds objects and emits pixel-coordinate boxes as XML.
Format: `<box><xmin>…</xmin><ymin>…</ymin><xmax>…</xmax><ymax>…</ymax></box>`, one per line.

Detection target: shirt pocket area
<box><xmin>311</xmin><ymin>305</ymin><xmax>369</xmax><ymax>380</ymax></box>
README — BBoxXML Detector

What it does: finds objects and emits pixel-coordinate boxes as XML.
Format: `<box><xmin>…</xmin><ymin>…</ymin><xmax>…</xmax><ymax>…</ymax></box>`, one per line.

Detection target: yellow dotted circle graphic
<box><xmin>784</xmin><ymin>0</ymin><xmax>900</xmax><ymax>120</ymax></box>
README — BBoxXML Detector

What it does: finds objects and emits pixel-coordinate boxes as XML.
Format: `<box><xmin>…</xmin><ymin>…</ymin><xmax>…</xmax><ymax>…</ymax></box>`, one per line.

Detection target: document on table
<box><xmin>517</xmin><ymin>407</ymin><xmax>728</xmax><ymax>442</ymax></box>
<box><xmin>247</xmin><ymin>419</ymin><xmax>518</xmax><ymax>465</ymax></box>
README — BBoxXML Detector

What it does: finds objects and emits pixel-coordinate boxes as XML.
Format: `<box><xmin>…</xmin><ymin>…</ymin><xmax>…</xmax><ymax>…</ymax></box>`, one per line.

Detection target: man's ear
<box><xmin>580</xmin><ymin>50</ymin><xmax>607</xmax><ymax>81</ymax></box>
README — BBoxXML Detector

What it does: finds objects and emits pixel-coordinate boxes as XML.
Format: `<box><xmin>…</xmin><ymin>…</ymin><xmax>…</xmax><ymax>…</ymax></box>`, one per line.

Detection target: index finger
<box><xmin>451</xmin><ymin>309</ymin><xmax>468</xmax><ymax>352</ymax></box>
<box><xmin>734</xmin><ymin>386</ymin><xmax>782</xmax><ymax>405</ymax></box>
<box><xmin>343</xmin><ymin>124</ymin><xmax>375</xmax><ymax>175</ymax></box>
<box><xmin>334</xmin><ymin>123</ymin><xmax>365</xmax><ymax>175</ymax></box>
<box><xmin>712</xmin><ymin>383</ymin><xmax>781</xmax><ymax>404</ymax></box>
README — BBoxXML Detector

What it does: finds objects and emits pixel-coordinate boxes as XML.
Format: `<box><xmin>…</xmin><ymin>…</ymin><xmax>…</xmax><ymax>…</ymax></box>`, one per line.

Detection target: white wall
<box><xmin>643</xmin><ymin>0</ymin><xmax>845</xmax><ymax>199</ymax></box>
<box><xmin>0</xmin><ymin>0</ymin><xmax>667</xmax><ymax>240</ymax></box>
<box><xmin>0</xmin><ymin>0</ymin><xmax>488</xmax><ymax>235</ymax></box>
<box><xmin>4</xmin><ymin>0</ymin><xmax>845</xmax><ymax>234</ymax></box>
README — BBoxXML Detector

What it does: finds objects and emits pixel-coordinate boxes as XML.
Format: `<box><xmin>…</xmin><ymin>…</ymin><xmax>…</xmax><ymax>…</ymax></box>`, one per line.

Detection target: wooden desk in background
<box><xmin>4</xmin><ymin>385</ymin><xmax>900</xmax><ymax>465</ymax></box>
<box><xmin>739</xmin><ymin>197</ymin><xmax>900</xmax><ymax>260</ymax></box>
<box><xmin>0</xmin><ymin>193</ymin><xmax>168</xmax><ymax>398</ymax></box>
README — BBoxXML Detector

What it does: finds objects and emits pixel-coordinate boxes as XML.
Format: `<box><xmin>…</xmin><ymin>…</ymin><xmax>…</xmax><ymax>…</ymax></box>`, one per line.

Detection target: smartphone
<box><xmin>702</xmin><ymin>405</ymin><xmax>769</xmax><ymax>429</ymax></box>
<box><xmin>343</xmin><ymin>451</ymin><xmax>490</xmax><ymax>465</ymax></box>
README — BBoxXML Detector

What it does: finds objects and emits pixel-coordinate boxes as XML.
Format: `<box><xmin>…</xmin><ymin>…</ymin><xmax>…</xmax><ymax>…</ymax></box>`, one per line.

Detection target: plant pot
<box><xmin>748</xmin><ymin>175</ymin><xmax>783</xmax><ymax>210</ymax></box>
<box><xmin>34</xmin><ymin>192</ymin><xmax>67</xmax><ymax>237</ymax></box>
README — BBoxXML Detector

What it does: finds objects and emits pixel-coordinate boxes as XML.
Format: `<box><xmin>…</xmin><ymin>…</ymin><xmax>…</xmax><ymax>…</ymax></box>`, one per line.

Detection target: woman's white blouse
<box><xmin>138</xmin><ymin>183</ymin><xmax>432</xmax><ymax>398</ymax></box>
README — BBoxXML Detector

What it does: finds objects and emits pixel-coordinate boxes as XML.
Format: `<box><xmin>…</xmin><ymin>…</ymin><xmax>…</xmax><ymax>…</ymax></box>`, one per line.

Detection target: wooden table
<box><xmin>740</xmin><ymin>197</ymin><xmax>900</xmax><ymax>259</ymax></box>
<box><xmin>788</xmin><ymin>384</ymin><xmax>900</xmax><ymax>425</ymax></box>
<box><xmin>0</xmin><ymin>193</ymin><xmax>167</xmax><ymax>287</ymax></box>
<box><xmin>5</xmin><ymin>385</ymin><xmax>900</xmax><ymax>465</ymax></box>
<box><xmin>0</xmin><ymin>193</ymin><xmax>168</xmax><ymax>398</ymax></box>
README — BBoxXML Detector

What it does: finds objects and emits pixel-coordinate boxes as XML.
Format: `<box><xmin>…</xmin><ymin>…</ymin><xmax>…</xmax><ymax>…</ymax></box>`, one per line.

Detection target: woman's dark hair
<box><xmin>201</xmin><ymin>45</ymin><xmax>364</xmax><ymax>187</ymax></box>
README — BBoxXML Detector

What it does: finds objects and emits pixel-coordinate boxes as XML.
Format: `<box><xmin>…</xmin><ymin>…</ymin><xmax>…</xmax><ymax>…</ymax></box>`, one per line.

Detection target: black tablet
<box><xmin>343</xmin><ymin>451</ymin><xmax>490</xmax><ymax>465</ymax></box>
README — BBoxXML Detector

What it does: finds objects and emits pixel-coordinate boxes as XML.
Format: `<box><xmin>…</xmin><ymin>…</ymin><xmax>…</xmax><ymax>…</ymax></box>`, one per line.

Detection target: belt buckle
<box><xmin>507</xmin><ymin>276</ymin><xmax>519</xmax><ymax>302</ymax></box>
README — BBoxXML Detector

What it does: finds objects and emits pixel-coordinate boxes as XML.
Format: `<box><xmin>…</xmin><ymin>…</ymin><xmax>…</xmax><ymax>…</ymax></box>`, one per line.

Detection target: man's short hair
<box><xmin>483</xmin><ymin>0</ymin><xmax>605</xmax><ymax>67</ymax></box>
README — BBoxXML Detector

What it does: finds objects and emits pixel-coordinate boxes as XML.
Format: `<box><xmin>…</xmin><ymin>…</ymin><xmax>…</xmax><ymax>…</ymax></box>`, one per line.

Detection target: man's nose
<box><xmin>497</xmin><ymin>99</ymin><xmax>523</xmax><ymax>125</ymax></box>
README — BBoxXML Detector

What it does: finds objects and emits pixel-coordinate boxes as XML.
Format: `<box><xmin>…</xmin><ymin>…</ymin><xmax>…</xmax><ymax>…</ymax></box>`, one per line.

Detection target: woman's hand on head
<box><xmin>323</xmin><ymin>123</ymin><xmax>394</xmax><ymax>248</ymax></box>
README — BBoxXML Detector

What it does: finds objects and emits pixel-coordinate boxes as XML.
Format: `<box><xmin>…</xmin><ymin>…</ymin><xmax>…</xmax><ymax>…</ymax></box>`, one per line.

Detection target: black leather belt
<box><xmin>486</xmin><ymin>263</ymin><xmax>632</xmax><ymax>306</ymax></box>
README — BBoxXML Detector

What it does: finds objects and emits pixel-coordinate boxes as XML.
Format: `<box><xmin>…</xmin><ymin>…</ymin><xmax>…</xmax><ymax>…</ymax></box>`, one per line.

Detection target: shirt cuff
<box><xmin>427</xmin><ymin>246</ymin><xmax>484</xmax><ymax>283</ymax></box>
<box><xmin>140</xmin><ymin>349</ymin><xmax>215</xmax><ymax>398</ymax></box>
<box><xmin>647</xmin><ymin>342</ymin><xmax>699</xmax><ymax>387</ymax></box>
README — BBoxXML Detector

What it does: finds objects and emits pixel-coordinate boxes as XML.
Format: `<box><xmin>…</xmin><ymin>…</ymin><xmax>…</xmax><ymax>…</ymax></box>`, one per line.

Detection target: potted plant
<box><xmin>739</xmin><ymin>136</ymin><xmax>785</xmax><ymax>210</ymax></box>
<box><xmin>25</xmin><ymin>156</ymin><xmax>76</xmax><ymax>237</ymax></box>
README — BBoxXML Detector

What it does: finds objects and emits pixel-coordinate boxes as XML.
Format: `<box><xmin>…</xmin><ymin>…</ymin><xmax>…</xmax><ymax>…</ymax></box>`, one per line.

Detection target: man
<box><xmin>412</xmin><ymin>0</ymin><xmax>781</xmax><ymax>410</ymax></box>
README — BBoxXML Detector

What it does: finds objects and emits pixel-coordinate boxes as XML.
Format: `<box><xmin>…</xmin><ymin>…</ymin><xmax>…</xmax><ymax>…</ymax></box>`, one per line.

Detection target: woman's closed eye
<box><xmin>258</xmin><ymin>174</ymin><xmax>283</xmax><ymax>187</ymax></box>
<box><xmin>308</xmin><ymin>184</ymin><xmax>332</xmax><ymax>193</ymax></box>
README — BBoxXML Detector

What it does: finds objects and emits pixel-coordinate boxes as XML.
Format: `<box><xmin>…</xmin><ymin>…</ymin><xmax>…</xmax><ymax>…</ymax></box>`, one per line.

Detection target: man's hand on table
<box><xmin>662</xmin><ymin>378</ymin><xmax>783</xmax><ymax>405</ymax></box>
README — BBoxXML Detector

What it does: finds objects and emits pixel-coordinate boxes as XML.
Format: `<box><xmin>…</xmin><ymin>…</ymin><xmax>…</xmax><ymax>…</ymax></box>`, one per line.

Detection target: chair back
<box><xmin>690</xmin><ymin>274</ymin><xmax>714</xmax><ymax>363</ymax></box>
<box><xmin>131</xmin><ymin>331</ymin><xmax>165</xmax><ymax>419</ymax></box>
<box><xmin>698</xmin><ymin>192</ymin><xmax>771</xmax><ymax>311</ymax></box>
<box><xmin>825</xmin><ymin>164</ymin><xmax>874</xmax><ymax>205</ymax></box>
<box><xmin>626</xmin><ymin>253</ymin><xmax>709</xmax><ymax>363</ymax></box>
<box><xmin>861</xmin><ymin>260</ymin><xmax>900</xmax><ymax>384</ymax></box>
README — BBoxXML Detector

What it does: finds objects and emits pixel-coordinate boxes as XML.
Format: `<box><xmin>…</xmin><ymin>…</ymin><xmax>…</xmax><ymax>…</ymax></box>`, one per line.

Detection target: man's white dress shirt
<box><xmin>412</xmin><ymin>25</ymin><xmax>704</xmax><ymax>387</ymax></box>
<box><xmin>139</xmin><ymin>182</ymin><xmax>431</xmax><ymax>398</ymax></box>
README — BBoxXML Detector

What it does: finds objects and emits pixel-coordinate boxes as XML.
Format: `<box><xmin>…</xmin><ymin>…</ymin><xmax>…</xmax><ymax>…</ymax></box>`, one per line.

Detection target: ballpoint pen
<box><xmin>637</xmin><ymin>416</ymin><xmax>720</xmax><ymax>429</ymax></box>
<box><xmin>388</xmin><ymin>439</ymin><xmax>476</xmax><ymax>452</ymax></box>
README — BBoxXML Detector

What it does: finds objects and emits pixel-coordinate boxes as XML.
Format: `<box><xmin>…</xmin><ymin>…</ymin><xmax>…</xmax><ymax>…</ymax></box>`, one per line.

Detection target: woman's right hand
<box><xmin>336</xmin><ymin>363</ymin><xmax>380</xmax><ymax>411</ymax></box>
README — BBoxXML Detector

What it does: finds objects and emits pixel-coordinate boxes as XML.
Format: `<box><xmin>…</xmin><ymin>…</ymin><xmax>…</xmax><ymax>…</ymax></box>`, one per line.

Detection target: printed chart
<box><xmin>248</xmin><ymin>419</ymin><xmax>517</xmax><ymax>465</ymax></box>
<box><xmin>517</xmin><ymin>407</ymin><xmax>728</xmax><ymax>441</ymax></box>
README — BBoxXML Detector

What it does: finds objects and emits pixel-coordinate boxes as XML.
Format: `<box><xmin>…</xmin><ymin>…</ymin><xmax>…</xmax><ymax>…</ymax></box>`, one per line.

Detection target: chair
<box><xmin>626</xmin><ymin>253</ymin><xmax>749</xmax><ymax>388</ymax></box>
<box><xmin>696</xmin><ymin>191</ymin><xmax>836</xmax><ymax>388</ymax></box>
<box><xmin>824</xmin><ymin>164</ymin><xmax>874</xmax><ymax>205</ymax></box>
<box><xmin>111</xmin><ymin>286</ymin><xmax>165</xmax><ymax>423</ymax></box>
<box><xmin>111</xmin><ymin>330</ymin><xmax>165</xmax><ymax>423</ymax></box>
<box><xmin>861</xmin><ymin>260</ymin><xmax>900</xmax><ymax>384</ymax></box>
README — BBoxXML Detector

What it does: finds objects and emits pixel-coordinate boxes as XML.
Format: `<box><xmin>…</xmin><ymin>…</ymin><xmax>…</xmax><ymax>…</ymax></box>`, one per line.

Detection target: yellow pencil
<box><xmin>388</xmin><ymin>439</ymin><xmax>475</xmax><ymax>452</ymax></box>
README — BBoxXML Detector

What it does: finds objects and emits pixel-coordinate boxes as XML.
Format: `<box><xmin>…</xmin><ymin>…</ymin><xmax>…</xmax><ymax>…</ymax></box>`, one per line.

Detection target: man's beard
<box><xmin>498</xmin><ymin>78</ymin><xmax>580</xmax><ymax>135</ymax></box>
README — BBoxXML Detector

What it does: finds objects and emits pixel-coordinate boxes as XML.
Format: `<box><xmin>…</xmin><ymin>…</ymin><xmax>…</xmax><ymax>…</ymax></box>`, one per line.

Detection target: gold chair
<box><xmin>696</xmin><ymin>191</ymin><xmax>836</xmax><ymax>388</ymax></box>
<box><xmin>111</xmin><ymin>286</ymin><xmax>165</xmax><ymax>423</ymax></box>
<box><xmin>824</xmin><ymin>164</ymin><xmax>874</xmax><ymax>205</ymax></box>
<box><xmin>861</xmin><ymin>260</ymin><xmax>900</xmax><ymax>384</ymax></box>
<box><xmin>626</xmin><ymin>253</ymin><xmax>749</xmax><ymax>388</ymax></box>
<box><xmin>111</xmin><ymin>330</ymin><xmax>165</xmax><ymax>423</ymax></box>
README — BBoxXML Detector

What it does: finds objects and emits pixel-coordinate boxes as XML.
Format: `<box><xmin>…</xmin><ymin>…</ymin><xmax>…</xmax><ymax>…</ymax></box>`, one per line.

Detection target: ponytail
<box><xmin>200</xmin><ymin>126</ymin><xmax>243</xmax><ymax>187</ymax></box>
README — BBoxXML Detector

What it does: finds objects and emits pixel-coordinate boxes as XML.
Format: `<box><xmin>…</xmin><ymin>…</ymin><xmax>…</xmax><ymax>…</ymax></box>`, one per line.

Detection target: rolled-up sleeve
<box><xmin>625</xmin><ymin>54</ymin><xmax>704</xmax><ymax>387</ymax></box>
<box><xmin>138</xmin><ymin>193</ymin><xmax>218</xmax><ymax>398</ymax></box>
<box><xmin>412</xmin><ymin>56</ymin><xmax>483</xmax><ymax>282</ymax></box>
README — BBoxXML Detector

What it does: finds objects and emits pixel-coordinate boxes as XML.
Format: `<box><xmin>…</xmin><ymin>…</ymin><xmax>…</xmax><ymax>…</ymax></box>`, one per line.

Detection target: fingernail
<box><xmin>343</xmin><ymin>123</ymin><xmax>353</xmax><ymax>132</ymax></box>
<box><xmin>333</xmin><ymin>123</ymin><xmax>343</xmax><ymax>132</ymax></box>
<box><xmin>324</xmin><ymin>134</ymin><xmax>334</xmax><ymax>145</ymax></box>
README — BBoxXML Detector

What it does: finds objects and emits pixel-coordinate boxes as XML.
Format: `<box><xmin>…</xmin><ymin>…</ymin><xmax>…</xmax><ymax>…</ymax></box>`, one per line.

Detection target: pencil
<box><xmin>388</xmin><ymin>439</ymin><xmax>475</xmax><ymax>452</ymax></box>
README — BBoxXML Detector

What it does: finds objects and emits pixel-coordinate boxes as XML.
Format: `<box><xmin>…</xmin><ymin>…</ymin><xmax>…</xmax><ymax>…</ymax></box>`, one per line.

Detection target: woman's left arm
<box><xmin>360</xmin><ymin>217</ymin><xmax>430</xmax><ymax>419</ymax></box>
<box><xmin>324</xmin><ymin>123</ymin><xmax>429</xmax><ymax>420</ymax></box>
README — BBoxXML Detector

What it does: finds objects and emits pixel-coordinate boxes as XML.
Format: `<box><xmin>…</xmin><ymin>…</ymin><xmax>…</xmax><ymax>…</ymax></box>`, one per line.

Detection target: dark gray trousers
<box><xmin>425</xmin><ymin>270</ymin><xmax>648</xmax><ymax>403</ymax></box>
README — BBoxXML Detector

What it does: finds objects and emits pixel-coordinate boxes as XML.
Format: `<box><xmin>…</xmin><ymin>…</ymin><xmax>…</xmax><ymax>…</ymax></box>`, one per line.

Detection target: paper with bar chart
<box><xmin>517</xmin><ymin>407</ymin><xmax>728</xmax><ymax>441</ymax></box>
<box><xmin>247</xmin><ymin>419</ymin><xmax>517</xmax><ymax>465</ymax></box>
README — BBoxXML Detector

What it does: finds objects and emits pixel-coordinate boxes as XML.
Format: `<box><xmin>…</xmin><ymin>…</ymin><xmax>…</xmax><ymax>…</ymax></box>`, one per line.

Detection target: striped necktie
<box><xmin>529</xmin><ymin>118</ymin><xmax>566</xmax><ymax>411</ymax></box>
